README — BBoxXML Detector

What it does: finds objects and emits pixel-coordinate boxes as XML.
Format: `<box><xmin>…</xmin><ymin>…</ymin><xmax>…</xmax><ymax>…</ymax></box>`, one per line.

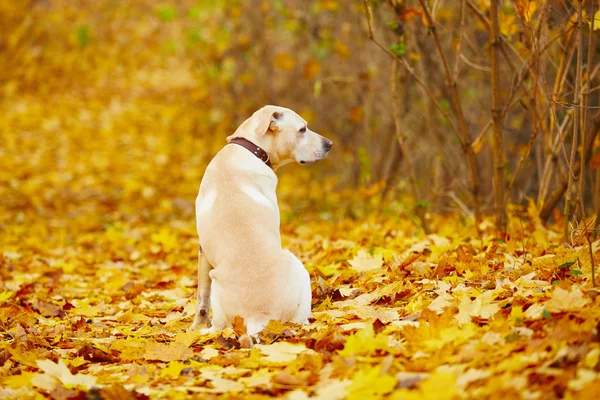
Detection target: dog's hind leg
<box><xmin>190</xmin><ymin>248</ymin><xmax>213</xmax><ymax>330</ymax></box>
<box><xmin>202</xmin><ymin>279</ymin><xmax>227</xmax><ymax>334</ymax></box>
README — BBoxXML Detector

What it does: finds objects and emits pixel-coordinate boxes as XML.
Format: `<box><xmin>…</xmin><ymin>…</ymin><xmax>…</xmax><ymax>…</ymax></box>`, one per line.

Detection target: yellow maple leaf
<box><xmin>500</xmin><ymin>14</ymin><xmax>519</xmax><ymax>36</ymax></box>
<box><xmin>392</xmin><ymin>371</ymin><xmax>458</xmax><ymax>400</ymax></box>
<box><xmin>199</xmin><ymin>346</ymin><xmax>220</xmax><ymax>360</ymax></box>
<box><xmin>517</xmin><ymin>0</ymin><xmax>538</xmax><ymax>22</ymax></box>
<box><xmin>348</xmin><ymin>250</ymin><xmax>383</xmax><ymax>272</ymax></box>
<box><xmin>455</xmin><ymin>291</ymin><xmax>500</xmax><ymax>325</ymax></box>
<box><xmin>347</xmin><ymin>366</ymin><xmax>397</xmax><ymax>400</ymax></box>
<box><xmin>339</xmin><ymin>325</ymin><xmax>389</xmax><ymax>357</ymax></box>
<box><xmin>238</xmin><ymin>368</ymin><xmax>273</xmax><ymax>388</ymax></box>
<box><xmin>160</xmin><ymin>361</ymin><xmax>186</xmax><ymax>379</ymax></box>
<box><xmin>523</xmin><ymin>303</ymin><xmax>544</xmax><ymax>320</ymax></box>
<box><xmin>544</xmin><ymin>286</ymin><xmax>590</xmax><ymax>312</ymax></box>
<box><xmin>200</xmin><ymin>368</ymin><xmax>245</xmax><ymax>393</ymax></box>
<box><xmin>255</xmin><ymin>341</ymin><xmax>307</xmax><ymax>363</ymax></box>
<box><xmin>0</xmin><ymin>290</ymin><xmax>13</xmax><ymax>304</ymax></box>
<box><xmin>174</xmin><ymin>330</ymin><xmax>201</xmax><ymax>347</ymax></box>
<box><xmin>594</xmin><ymin>10</ymin><xmax>600</xmax><ymax>30</ymax></box>
<box><xmin>425</xmin><ymin>323</ymin><xmax>476</xmax><ymax>351</ymax></box>
<box><xmin>110</xmin><ymin>338</ymin><xmax>145</xmax><ymax>361</ymax></box>
<box><xmin>67</xmin><ymin>357</ymin><xmax>89</xmax><ymax>369</ymax></box>
<box><xmin>143</xmin><ymin>341</ymin><xmax>193</xmax><ymax>362</ymax></box>
<box><xmin>509</xmin><ymin>305</ymin><xmax>524</xmax><ymax>322</ymax></box>
<box><xmin>35</xmin><ymin>359</ymin><xmax>97</xmax><ymax>389</ymax></box>
<box><xmin>2</xmin><ymin>371</ymin><xmax>36</xmax><ymax>389</ymax></box>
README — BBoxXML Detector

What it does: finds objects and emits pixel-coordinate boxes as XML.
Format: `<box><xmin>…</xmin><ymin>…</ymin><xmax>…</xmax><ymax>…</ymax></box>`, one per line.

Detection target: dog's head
<box><xmin>227</xmin><ymin>105</ymin><xmax>333</xmax><ymax>170</ymax></box>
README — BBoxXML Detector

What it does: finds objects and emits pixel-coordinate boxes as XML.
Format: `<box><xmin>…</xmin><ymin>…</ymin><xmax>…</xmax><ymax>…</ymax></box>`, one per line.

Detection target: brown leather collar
<box><xmin>229</xmin><ymin>137</ymin><xmax>271</xmax><ymax>168</ymax></box>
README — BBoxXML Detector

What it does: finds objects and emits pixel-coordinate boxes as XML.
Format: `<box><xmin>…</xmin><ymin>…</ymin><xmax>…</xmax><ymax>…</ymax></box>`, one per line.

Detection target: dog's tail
<box><xmin>238</xmin><ymin>318</ymin><xmax>267</xmax><ymax>348</ymax></box>
<box><xmin>239</xmin><ymin>334</ymin><xmax>254</xmax><ymax>348</ymax></box>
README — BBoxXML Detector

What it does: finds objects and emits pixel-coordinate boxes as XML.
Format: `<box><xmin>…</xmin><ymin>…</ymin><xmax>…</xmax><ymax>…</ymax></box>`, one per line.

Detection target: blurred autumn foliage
<box><xmin>2</xmin><ymin>0</ymin><xmax>600</xmax><ymax>399</ymax></box>
<box><xmin>4</xmin><ymin>0</ymin><xmax>600</xmax><ymax>224</ymax></box>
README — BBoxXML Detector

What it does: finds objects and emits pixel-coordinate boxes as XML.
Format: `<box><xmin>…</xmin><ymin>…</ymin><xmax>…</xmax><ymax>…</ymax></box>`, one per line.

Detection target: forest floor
<box><xmin>2</xmin><ymin>182</ymin><xmax>600</xmax><ymax>399</ymax></box>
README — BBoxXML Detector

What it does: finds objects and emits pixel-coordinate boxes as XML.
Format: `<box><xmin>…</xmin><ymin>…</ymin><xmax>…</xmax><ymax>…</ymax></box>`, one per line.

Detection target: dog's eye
<box><xmin>299</xmin><ymin>127</ymin><xmax>306</xmax><ymax>133</ymax></box>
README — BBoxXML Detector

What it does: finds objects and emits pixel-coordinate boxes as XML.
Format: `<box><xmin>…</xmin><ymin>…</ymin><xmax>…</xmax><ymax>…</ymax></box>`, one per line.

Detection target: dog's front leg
<box><xmin>190</xmin><ymin>249</ymin><xmax>213</xmax><ymax>330</ymax></box>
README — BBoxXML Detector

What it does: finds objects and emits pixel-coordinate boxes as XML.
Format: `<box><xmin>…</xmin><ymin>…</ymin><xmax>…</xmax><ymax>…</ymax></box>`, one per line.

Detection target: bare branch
<box><xmin>489</xmin><ymin>0</ymin><xmax>507</xmax><ymax>230</ymax></box>
<box><xmin>563</xmin><ymin>1</ymin><xmax>584</xmax><ymax>239</ymax></box>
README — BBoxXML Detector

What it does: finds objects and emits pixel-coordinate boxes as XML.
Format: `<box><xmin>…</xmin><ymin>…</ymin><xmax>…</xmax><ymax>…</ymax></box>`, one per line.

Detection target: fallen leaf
<box><xmin>35</xmin><ymin>359</ymin><xmax>97</xmax><ymax>389</ymax></box>
<box><xmin>143</xmin><ymin>341</ymin><xmax>193</xmax><ymax>362</ymax></box>
<box><xmin>348</xmin><ymin>250</ymin><xmax>383</xmax><ymax>272</ymax></box>
<box><xmin>544</xmin><ymin>286</ymin><xmax>590</xmax><ymax>312</ymax></box>
<box><xmin>347</xmin><ymin>366</ymin><xmax>396</xmax><ymax>400</ymax></box>
<box><xmin>339</xmin><ymin>325</ymin><xmax>388</xmax><ymax>357</ymax></box>
<box><xmin>160</xmin><ymin>361</ymin><xmax>186</xmax><ymax>379</ymax></box>
<box><xmin>255</xmin><ymin>342</ymin><xmax>307</xmax><ymax>363</ymax></box>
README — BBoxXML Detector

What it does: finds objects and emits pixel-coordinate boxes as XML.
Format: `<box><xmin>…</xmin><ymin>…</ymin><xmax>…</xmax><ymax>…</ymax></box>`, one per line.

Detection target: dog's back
<box><xmin>196</xmin><ymin>144</ymin><xmax>299</xmax><ymax>332</ymax></box>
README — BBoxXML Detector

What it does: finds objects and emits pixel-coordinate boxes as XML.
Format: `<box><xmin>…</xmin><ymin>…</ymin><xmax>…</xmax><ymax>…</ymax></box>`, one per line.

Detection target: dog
<box><xmin>189</xmin><ymin>105</ymin><xmax>333</xmax><ymax>339</ymax></box>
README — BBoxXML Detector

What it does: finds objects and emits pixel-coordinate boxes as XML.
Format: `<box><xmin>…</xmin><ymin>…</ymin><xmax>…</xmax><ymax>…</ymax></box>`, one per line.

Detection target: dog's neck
<box><xmin>229</xmin><ymin>137</ymin><xmax>273</xmax><ymax>169</ymax></box>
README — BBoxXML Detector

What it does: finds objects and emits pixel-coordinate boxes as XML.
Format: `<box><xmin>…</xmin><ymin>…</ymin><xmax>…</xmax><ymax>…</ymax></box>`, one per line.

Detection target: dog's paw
<box><xmin>199</xmin><ymin>327</ymin><xmax>213</xmax><ymax>335</ymax></box>
<box><xmin>189</xmin><ymin>308</ymin><xmax>211</xmax><ymax>331</ymax></box>
<box><xmin>188</xmin><ymin>323</ymin><xmax>216</xmax><ymax>335</ymax></box>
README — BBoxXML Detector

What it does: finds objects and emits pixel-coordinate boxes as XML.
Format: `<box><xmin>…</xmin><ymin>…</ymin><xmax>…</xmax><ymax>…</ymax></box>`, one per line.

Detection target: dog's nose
<box><xmin>324</xmin><ymin>139</ymin><xmax>333</xmax><ymax>151</ymax></box>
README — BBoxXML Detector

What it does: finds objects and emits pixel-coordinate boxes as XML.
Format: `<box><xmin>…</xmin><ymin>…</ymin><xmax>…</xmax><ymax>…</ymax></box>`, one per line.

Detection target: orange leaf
<box><xmin>233</xmin><ymin>315</ymin><xmax>246</xmax><ymax>336</ymax></box>
<box><xmin>589</xmin><ymin>149</ymin><xmax>600</xmax><ymax>170</ymax></box>
<box><xmin>274</xmin><ymin>53</ymin><xmax>296</xmax><ymax>70</ymax></box>
<box><xmin>349</xmin><ymin>106</ymin><xmax>364</xmax><ymax>124</ymax></box>
<box><xmin>333</xmin><ymin>41</ymin><xmax>351</xmax><ymax>59</ymax></box>
<box><xmin>400</xmin><ymin>8</ymin><xmax>422</xmax><ymax>21</ymax></box>
<box><xmin>303</xmin><ymin>58</ymin><xmax>321</xmax><ymax>80</ymax></box>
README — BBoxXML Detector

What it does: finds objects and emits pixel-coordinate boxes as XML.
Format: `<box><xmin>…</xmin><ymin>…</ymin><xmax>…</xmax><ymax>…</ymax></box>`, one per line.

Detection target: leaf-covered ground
<box><xmin>2</xmin><ymin>178</ymin><xmax>600</xmax><ymax>400</ymax></box>
<box><xmin>2</xmin><ymin>1</ymin><xmax>600</xmax><ymax>399</ymax></box>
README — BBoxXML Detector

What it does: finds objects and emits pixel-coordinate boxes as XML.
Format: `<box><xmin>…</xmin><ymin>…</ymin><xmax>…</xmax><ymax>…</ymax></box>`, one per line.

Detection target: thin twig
<box><xmin>489</xmin><ymin>0</ymin><xmax>506</xmax><ymax>231</ymax></box>
<box><xmin>452</xmin><ymin>0</ymin><xmax>466</xmax><ymax>83</ymax></box>
<box><xmin>552</xmin><ymin>100</ymin><xmax>600</xmax><ymax>109</ymax></box>
<box><xmin>564</xmin><ymin>2</ymin><xmax>583</xmax><ymax>239</ymax></box>
<box><xmin>583</xmin><ymin>0</ymin><xmax>596</xmax><ymax>287</ymax></box>
<box><xmin>459</xmin><ymin>53</ymin><xmax>491</xmax><ymax>72</ymax></box>
<box><xmin>447</xmin><ymin>191</ymin><xmax>475</xmax><ymax>219</ymax></box>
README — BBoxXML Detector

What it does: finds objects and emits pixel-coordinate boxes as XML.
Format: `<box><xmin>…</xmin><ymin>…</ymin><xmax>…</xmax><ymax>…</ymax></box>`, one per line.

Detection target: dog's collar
<box><xmin>229</xmin><ymin>137</ymin><xmax>271</xmax><ymax>168</ymax></box>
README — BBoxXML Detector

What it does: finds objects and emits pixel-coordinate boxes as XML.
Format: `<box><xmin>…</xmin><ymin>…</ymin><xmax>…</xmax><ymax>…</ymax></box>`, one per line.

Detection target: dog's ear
<box><xmin>226</xmin><ymin>106</ymin><xmax>284</xmax><ymax>142</ymax></box>
<box><xmin>254</xmin><ymin>107</ymin><xmax>283</xmax><ymax>136</ymax></box>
